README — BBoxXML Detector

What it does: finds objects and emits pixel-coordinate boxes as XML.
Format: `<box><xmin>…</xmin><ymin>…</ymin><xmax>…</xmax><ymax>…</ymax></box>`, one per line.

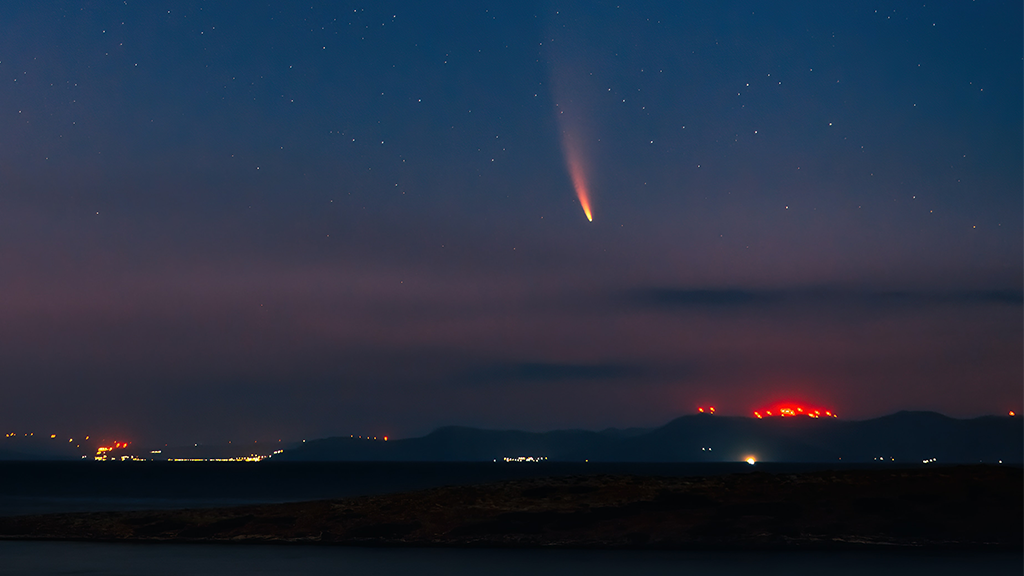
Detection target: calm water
<box><xmin>0</xmin><ymin>542</ymin><xmax>1019</xmax><ymax>576</ymax></box>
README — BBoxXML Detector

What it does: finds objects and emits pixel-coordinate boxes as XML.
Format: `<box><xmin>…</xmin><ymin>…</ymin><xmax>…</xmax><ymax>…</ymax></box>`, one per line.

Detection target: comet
<box><xmin>546</xmin><ymin>24</ymin><xmax>597</xmax><ymax>222</ymax></box>
<box><xmin>562</xmin><ymin>138</ymin><xmax>593</xmax><ymax>221</ymax></box>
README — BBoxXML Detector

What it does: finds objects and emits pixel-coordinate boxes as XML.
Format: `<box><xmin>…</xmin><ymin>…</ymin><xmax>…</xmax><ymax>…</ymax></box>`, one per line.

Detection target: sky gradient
<box><xmin>1</xmin><ymin>1</ymin><xmax>1020</xmax><ymax>444</ymax></box>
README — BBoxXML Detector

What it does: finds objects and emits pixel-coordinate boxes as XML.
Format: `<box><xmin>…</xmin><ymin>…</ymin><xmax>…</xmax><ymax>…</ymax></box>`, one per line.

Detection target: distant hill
<box><xmin>278</xmin><ymin>411</ymin><xmax>1023</xmax><ymax>464</ymax></box>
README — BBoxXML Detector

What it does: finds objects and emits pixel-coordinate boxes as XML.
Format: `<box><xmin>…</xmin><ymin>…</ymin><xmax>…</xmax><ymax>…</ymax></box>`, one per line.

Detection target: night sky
<box><xmin>1</xmin><ymin>1</ymin><xmax>1020</xmax><ymax>444</ymax></box>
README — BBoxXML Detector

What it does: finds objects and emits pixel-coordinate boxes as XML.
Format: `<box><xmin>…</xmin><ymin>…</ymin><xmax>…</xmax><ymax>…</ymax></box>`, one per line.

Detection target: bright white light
<box><xmin>746</xmin><ymin>457</ymin><xmax>756</xmax><ymax>465</ymax></box>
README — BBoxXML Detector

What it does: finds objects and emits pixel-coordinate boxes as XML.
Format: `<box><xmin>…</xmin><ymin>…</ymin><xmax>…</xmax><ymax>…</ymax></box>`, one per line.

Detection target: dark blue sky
<box><xmin>0</xmin><ymin>1</ymin><xmax>1020</xmax><ymax>444</ymax></box>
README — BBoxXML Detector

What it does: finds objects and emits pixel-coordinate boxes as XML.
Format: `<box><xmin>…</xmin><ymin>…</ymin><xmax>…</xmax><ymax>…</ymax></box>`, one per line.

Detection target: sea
<box><xmin>0</xmin><ymin>542</ymin><xmax>1019</xmax><ymax>576</ymax></box>
<box><xmin>0</xmin><ymin>461</ymin><xmax>1019</xmax><ymax>575</ymax></box>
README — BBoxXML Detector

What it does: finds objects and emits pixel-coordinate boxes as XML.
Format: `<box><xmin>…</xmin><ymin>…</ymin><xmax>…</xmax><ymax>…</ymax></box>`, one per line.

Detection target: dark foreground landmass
<box><xmin>0</xmin><ymin>465</ymin><xmax>1019</xmax><ymax>550</ymax></box>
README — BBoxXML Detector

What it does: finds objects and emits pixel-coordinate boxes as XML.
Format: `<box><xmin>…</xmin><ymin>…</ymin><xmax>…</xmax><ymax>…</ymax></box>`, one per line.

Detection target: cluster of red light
<box><xmin>97</xmin><ymin>441</ymin><xmax>130</xmax><ymax>451</ymax></box>
<box><xmin>753</xmin><ymin>405</ymin><xmax>836</xmax><ymax>419</ymax></box>
<box><xmin>697</xmin><ymin>406</ymin><xmax>716</xmax><ymax>414</ymax></box>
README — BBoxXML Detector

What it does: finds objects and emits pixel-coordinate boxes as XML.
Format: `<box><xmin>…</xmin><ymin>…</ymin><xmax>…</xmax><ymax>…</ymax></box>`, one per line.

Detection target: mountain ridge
<box><xmin>280</xmin><ymin>411</ymin><xmax>1022</xmax><ymax>463</ymax></box>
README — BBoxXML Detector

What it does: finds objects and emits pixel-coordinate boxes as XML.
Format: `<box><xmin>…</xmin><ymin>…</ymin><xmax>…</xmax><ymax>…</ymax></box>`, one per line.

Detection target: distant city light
<box><xmin>170</xmin><ymin>454</ymin><xmax>268</xmax><ymax>462</ymax></box>
<box><xmin>503</xmin><ymin>456</ymin><xmax>547</xmax><ymax>462</ymax></box>
<box><xmin>745</xmin><ymin>457</ymin><xmax>756</xmax><ymax>465</ymax></box>
<box><xmin>1010</xmin><ymin>411</ymin><xmax>1016</xmax><ymax>417</ymax></box>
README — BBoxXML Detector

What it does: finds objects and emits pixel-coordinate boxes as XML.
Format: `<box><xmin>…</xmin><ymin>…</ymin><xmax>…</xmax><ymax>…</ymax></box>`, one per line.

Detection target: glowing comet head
<box><xmin>558</xmin><ymin>130</ymin><xmax>593</xmax><ymax>222</ymax></box>
<box><xmin>566</xmin><ymin>153</ymin><xmax>592</xmax><ymax>221</ymax></box>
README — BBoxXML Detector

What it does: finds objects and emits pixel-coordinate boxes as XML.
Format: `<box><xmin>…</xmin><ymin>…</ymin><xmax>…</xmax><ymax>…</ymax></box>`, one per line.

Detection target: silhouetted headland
<box><xmin>0</xmin><ymin>465</ymin><xmax>1019</xmax><ymax>550</ymax></box>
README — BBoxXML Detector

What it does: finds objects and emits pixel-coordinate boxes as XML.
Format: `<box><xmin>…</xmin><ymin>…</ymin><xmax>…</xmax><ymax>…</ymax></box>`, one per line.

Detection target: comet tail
<box><xmin>563</xmin><ymin>140</ymin><xmax>593</xmax><ymax>222</ymax></box>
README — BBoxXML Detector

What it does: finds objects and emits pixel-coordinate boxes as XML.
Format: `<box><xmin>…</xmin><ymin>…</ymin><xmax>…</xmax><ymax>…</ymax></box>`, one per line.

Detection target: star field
<box><xmin>0</xmin><ymin>1</ymin><xmax>1019</xmax><ymax>443</ymax></box>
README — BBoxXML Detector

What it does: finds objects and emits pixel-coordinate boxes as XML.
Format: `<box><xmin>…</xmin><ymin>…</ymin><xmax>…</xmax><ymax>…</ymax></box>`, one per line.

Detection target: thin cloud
<box><xmin>623</xmin><ymin>287</ymin><xmax>1023</xmax><ymax>311</ymax></box>
<box><xmin>463</xmin><ymin>362</ymin><xmax>646</xmax><ymax>384</ymax></box>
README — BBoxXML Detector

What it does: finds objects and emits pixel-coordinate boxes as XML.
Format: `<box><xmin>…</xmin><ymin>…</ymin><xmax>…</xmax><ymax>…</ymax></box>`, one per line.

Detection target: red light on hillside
<box><xmin>754</xmin><ymin>404</ymin><xmax>837</xmax><ymax>419</ymax></box>
<box><xmin>697</xmin><ymin>407</ymin><xmax>704</xmax><ymax>413</ymax></box>
<box><xmin>709</xmin><ymin>406</ymin><xmax>716</xmax><ymax>414</ymax></box>
<box><xmin>94</xmin><ymin>440</ymin><xmax>131</xmax><ymax>460</ymax></box>
<box><xmin>1011</xmin><ymin>411</ymin><xmax>1016</xmax><ymax>417</ymax></box>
